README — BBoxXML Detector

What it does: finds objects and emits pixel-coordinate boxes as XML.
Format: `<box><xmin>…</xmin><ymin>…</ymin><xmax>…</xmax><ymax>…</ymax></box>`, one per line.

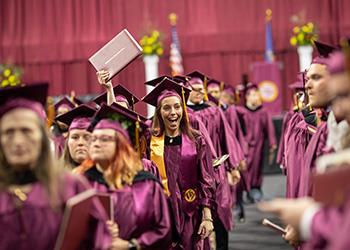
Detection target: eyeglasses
<box><xmin>90</xmin><ymin>135</ymin><xmax>116</xmax><ymax>143</ymax></box>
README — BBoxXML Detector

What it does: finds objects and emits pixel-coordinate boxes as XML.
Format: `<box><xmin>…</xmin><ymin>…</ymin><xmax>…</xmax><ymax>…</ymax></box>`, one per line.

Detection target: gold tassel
<box><xmin>220</xmin><ymin>81</ymin><xmax>225</xmax><ymax>92</ymax></box>
<box><xmin>340</xmin><ymin>38</ymin><xmax>350</xmax><ymax>78</ymax></box>
<box><xmin>203</xmin><ymin>76</ymin><xmax>209</xmax><ymax>102</ymax></box>
<box><xmin>46</xmin><ymin>96</ymin><xmax>55</xmax><ymax>129</ymax></box>
<box><xmin>135</xmin><ymin>116</ymin><xmax>140</xmax><ymax>156</ymax></box>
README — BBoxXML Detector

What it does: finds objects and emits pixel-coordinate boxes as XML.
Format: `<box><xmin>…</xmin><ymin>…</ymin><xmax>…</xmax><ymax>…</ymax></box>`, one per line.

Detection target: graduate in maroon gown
<box><xmin>95</xmin><ymin>70</ymin><xmax>140</xmax><ymax>110</ymax></box>
<box><xmin>0</xmin><ymin>83</ymin><xmax>111</xmax><ymax>250</ymax></box>
<box><xmin>184</xmin><ymin>71</ymin><xmax>242</xmax><ymax>249</ymax></box>
<box><xmin>55</xmin><ymin>104</ymin><xmax>96</xmax><ymax>169</ymax></box>
<box><xmin>259</xmin><ymin>43</ymin><xmax>350</xmax><ymax>249</ymax></box>
<box><xmin>276</xmin><ymin>72</ymin><xmax>306</xmax><ymax>169</ymax></box>
<box><xmin>51</xmin><ymin>96</ymin><xmax>77</xmax><ymax>157</ymax></box>
<box><xmin>142</xmin><ymin>78</ymin><xmax>216</xmax><ymax>250</ymax></box>
<box><xmin>278</xmin><ymin>73</ymin><xmax>314</xmax><ymax>199</ymax></box>
<box><xmin>95</xmin><ymin>70</ymin><xmax>160</xmax><ymax>177</ymax></box>
<box><xmin>236</xmin><ymin>83</ymin><xmax>277</xmax><ymax>199</ymax></box>
<box><xmin>74</xmin><ymin>103</ymin><xmax>172</xmax><ymax>249</ymax></box>
<box><xmin>299</xmin><ymin>41</ymin><xmax>338</xmax><ymax>198</ymax></box>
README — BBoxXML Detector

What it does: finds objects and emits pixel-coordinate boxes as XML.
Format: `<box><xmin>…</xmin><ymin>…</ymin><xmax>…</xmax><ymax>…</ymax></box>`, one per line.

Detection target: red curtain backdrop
<box><xmin>1</xmin><ymin>0</ymin><xmax>350</xmax><ymax>115</ymax></box>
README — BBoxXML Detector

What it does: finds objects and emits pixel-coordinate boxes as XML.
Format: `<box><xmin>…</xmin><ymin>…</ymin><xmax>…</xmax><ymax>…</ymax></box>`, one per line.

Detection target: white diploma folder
<box><xmin>89</xmin><ymin>29</ymin><xmax>143</xmax><ymax>80</ymax></box>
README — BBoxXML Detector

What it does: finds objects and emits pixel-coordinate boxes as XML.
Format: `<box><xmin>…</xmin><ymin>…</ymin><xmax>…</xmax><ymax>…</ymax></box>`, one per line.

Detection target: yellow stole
<box><xmin>150</xmin><ymin>134</ymin><xmax>170</xmax><ymax>196</ymax></box>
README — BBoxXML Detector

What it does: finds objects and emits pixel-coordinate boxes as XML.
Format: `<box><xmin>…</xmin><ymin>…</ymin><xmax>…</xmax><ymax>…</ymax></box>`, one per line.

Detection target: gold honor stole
<box><xmin>150</xmin><ymin>134</ymin><xmax>170</xmax><ymax>195</ymax></box>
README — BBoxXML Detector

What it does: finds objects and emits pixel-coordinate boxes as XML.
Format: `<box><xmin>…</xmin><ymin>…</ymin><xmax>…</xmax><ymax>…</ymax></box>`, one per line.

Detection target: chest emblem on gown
<box><xmin>184</xmin><ymin>188</ymin><xmax>196</xmax><ymax>202</ymax></box>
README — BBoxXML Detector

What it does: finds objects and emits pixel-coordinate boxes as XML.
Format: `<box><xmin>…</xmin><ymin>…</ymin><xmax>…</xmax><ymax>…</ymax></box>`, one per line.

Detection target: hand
<box><xmin>238</xmin><ymin>160</ymin><xmax>247</xmax><ymax>171</ymax></box>
<box><xmin>230</xmin><ymin>169</ymin><xmax>241</xmax><ymax>186</ymax></box>
<box><xmin>258</xmin><ymin>197</ymin><xmax>317</xmax><ymax>229</ymax></box>
<box><xmin>96</xmin><ymin>70</ymin><xmax>113</xmax><ymax>90</ymax></box>
<box><xmin>107</xmin><ymin>220</ymin><xmax>119</xmax><ymax>238</ymax></box>
<box><xmin>283</xmin><ymin>225</ymin><xmax>301</xmax><ymax>247</ymax></box>
<box><xmin>111</xmin><ymin>236</ymin><xmax>129</xmax><ymax>250</ymax></box>
<box><xmin>198</xmin><ymin>219</ymin><xmax>214</xmax><ymax>239</ymax></box>
<box><xmin>268</xmin><ymin>145</ymin><xmax>277</xmax><ymax>166</ymax></box>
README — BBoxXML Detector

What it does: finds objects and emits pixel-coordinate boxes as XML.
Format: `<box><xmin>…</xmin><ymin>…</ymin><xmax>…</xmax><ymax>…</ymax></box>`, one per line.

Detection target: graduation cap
<box><xmin>144</xmin><ymin>76</ymin><xmax>172</xmax><ymax>87</ymax></box>
<box><xmin>186</xmin><ymin>71</ymin><xmax>209</xmax><ymax>85</ymax></box>
<box><xmin>289</xmin><ymin>72</ymin><xmax>305</xmax><ymax>90</ymax></box>
<box><xmin>172</xmin><ymin>75</ymin><xmax>191</xmax><ymax>86</ymax></box>
<box><xmin>142</xmin><ymin>77</ymin><xmax>191</xmax><ymax>121</ymax></box>
<box><xmin>244</xmin><ymin>82</ymin><xmax>259</xmax><ymax>95</ymax></box>
<box><xmin>89</xmin><ymin>103</ymin><xmax>148</xmax><ymax>152</ymax></box>
<box><xmin>0</xmin><ymin>82</ymin><xmax>49</xmax><ymax>119</ymax></box>
<box><xmin>313</xmin><ymin>41</ymin><xmax>338</xmax><ymax>58</ymax></box>
<box><xmin>55</xmin><ymin>104</ymin><xmax>96</xmax><ymax>131</ymax></box>
<box><xmin>325</xmin><ymin>51</ymin><xmax>346</xmax><ymax>75</ymax></box>
<box><xmin>222</xmin><ymin>84</ymin><xmax>235</xmax><ymax>96</ymax></box>
<box><xmin>186</xmin><ymin>71</ymin><xmax>210</xmax><ymax>101</ymax></box>
<box><xmin>54</xmin><ymin>96</ymin><xmax>76</xmax><ymax>111</ymax></box>
<box><xmin>142</xmin><ymin>77</ymin><xmax>191</xmax><ymax>107</ymax></box>
<box><xmin>93</xmin><ymin>84</ymin><xmax>139</xmax><ymax>110</ymax></box>
<box><xmin>207</xmin><ymin>78</ymin><xmax>221</xmax><ymax>88</ymax></box>
<box><xmin>72</xmin><ymin>96</ymin><xmax>84</xmax><ymax>105</ymax></box>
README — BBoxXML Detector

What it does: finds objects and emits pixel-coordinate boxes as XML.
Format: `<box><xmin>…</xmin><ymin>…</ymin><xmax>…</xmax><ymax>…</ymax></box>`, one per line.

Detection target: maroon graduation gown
<box><xmin>236</xmin><ymin>106</ymin><xmax>276</xmax><ymax>189</ymax></box>
<box><xmin>0</xmin><ymin>173</ymin><xmax>111</xmax><ymax>250</ymax></box>
<box><xmin>299</xmin><ymin>122</ymin><xmax>328</xmax><ymax>197</ymax></box>
<box><xmin>189</xmin><ymin>105</ymin><xmax>244</xmax><ymax>231</ymax></box>
<box><xmin>283</xmin><ymin>113</ymin><xmax>314</xmax><ymax>198</ymax></box>
<box><xmin>81</xmin><ymin>166</ymin><xmax>172</xmax><ymax>250</ymax></box>
<box><xmin>276</xmin><ymin>110</ymin><xmax>295</xmax><ymax>166</ymax></box>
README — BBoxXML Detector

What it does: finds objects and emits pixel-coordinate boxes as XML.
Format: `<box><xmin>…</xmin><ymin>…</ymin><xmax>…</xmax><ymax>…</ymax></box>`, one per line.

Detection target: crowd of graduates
<box><xmin>1</xmin><ymin>37</ymin><xmax>350</xmax><ymax>250</ymax></box>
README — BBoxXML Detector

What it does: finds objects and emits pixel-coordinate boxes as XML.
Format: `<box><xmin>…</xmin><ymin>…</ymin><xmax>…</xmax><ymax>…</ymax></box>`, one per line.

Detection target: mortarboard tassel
<box><xmin>220</xmin><ymin>81</ymin><xmax>225</xmax><ymax>92</ymax></box>
<box><xmin>135</xmin><ymin>117</ymin><xmax>140</xmax><ymax>156</ymax></box>
<box><xmin>181</xmin><ymin>87</ymin><xmax>189</xmax><ymax>123</ymax></box>
<box><xmin>46</xmin><ymin>96</ymin><xmax>55</xmax><ymax>129</ymax></box>
<box><xmin>203</xmin><ymin>76</ymin><xmax>209</xmax><ymax>102</ymax></box>
<box><xmin>340</xmin><ymin>38</ymin><xmax>350</xmax><ymax>78</ymax></box>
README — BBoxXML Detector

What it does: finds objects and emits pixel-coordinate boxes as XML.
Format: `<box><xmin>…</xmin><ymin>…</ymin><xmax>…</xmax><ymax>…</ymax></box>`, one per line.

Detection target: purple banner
<box><xmin>251</xmin><ymin>61</ymin><xmax>282</xmax><ymax>116</ymax></box>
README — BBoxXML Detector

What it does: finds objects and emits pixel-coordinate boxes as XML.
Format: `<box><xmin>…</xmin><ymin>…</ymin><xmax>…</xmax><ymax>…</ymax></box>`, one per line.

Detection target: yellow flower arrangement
<box><xmin>290</xmin><ymin>22</ymin><xmax>318</xmax><ymax>47</ymax></box>
<box><xmin>0</xmin><ymin>64</ymin><xmax>22</xmax><ymax>88</ymax></box>
<box><xmin>139</xmin><ymin>30</ymin><xmax>164</xmax><ymax>56</ymax></box>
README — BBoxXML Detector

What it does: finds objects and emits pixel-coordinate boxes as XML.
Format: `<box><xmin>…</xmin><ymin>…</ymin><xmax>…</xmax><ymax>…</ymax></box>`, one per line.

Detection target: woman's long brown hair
<box><xmin>151</xmin><ymin>97</ymin><xmax>198</xmax><ymax>141</ymax></box>
<box><xmin>61</xmin><ymin>140</ymin><xmax>80</xmax><ymax>169</ymax></box>
<box><xmin>0</xmin><ymin>117</ymin><xmax>62</xmax><ymax>207</ymax></box>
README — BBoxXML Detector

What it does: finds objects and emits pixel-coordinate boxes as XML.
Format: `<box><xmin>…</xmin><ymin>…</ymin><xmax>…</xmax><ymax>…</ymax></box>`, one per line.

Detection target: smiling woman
<box><xmin>142</xmin><ymin>77</ymin><xmax>216</xmax><ymax>249</ymax></box>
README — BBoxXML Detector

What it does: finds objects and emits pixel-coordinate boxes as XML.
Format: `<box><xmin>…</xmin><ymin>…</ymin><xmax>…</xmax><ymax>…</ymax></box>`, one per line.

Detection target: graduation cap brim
<box><xmin>89</xmin><ymin>102</ymin><xmax>148</xmax><ymax>132</ymax></box>
<box><xmin>172</xmin><ymin>75</ymin><xmax>190</xmax><ymax>84</ymax></box>
<box><xmin>54</xmin><ymin>96</ymin><xmax>76</xmax><ymax>110</ymax></box>
<box><xmin>72</xmin><ymin>97</ymin><xmax>84</xmax><ymax>105</ymax></box>
<box><xmin>144</xmin><ymin>75</ymin><xmax>172</xmax><ymax>87</ymax></box>
<box><xmin>110</xmin><ymin>102</ymin><xmax>148</xmax><ymax>123</ymax></box>
<box><xmin>186</xmin><ymin>71</ymin><xmax>210</xmax><ymax>82</ymax></box>
<box><xmin>141</xmin><ymin>77</ymin><xmax>191</xmax><ymax>107</ymax></box>
<box><xmin>313</xmin><ymin>40</ymin><xmax>338</xmax><ymax>58</ymax></box>
<box><xmin>207</xmin><ymin>79</ymin><xmax>221</xmax><ymax>87</ymax></box>
<box><xmin>0</xmin><ymin>82</ymin><xmax>49</xmax><ymax>107</ymax></box>
<box><xmin>55</xmin><ymin>104</ymin><xmax>96</xmax><ymax>126</ymax></box>
<box><xmin>93</xmin><ymin>84</ymin><xmax>140</xmax><ymax>106</ymax></box>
